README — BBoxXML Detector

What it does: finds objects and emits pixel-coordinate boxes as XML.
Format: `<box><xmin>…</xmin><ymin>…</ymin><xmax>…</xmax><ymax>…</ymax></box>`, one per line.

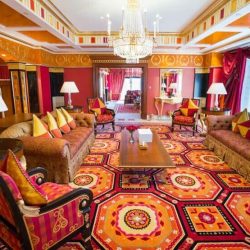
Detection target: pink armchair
<box><xmin>0</xmin><ymin>167</ymin><xmax>93</xmax><ymax>250</ymax></box>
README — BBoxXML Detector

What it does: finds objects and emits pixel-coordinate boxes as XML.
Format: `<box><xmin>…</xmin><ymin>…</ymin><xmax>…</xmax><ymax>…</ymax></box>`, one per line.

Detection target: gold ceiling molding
<box><xmin>26</xmin><ymin>65</ymin><xmax>37</xmax><ymax>71</ymax></box>
<box><xmin>7</xmin><ymin>62</ymin><xmax>26</xmax><ymax>70</ymax></box>
<box><xmin>149</xmin><ymin>53</ymin><xmax>223</xmax><ymax>68</ymax></box>
<box><xmin>0</xmin><ymin>37</ymin><xmax>92</xmax><ymax>67</ymax></box>
<box><xmin>149</xmin><ymin>54</ymin><xmax>205</xmax><ymax>68</ymax></box>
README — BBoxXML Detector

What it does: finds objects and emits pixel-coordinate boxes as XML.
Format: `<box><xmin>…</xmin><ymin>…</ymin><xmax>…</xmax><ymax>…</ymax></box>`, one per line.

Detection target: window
<box><xmin>241</xmin><ymin>58</ymin><xmax>250</xmax><ymax>110</ymax></box>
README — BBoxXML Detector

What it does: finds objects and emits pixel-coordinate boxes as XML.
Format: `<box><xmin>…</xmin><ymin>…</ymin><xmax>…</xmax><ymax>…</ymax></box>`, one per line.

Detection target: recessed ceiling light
<box><xmin>1</xmin><ymin>54</ymin><xmax>6</xmax><ymax>57</ymax></box>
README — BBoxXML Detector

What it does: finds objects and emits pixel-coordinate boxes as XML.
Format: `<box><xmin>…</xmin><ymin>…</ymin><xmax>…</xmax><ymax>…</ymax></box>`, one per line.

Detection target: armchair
<box><xmin>0</xmin><ymin>165</ymin><xmax>93</xmax><ymax>250</ymax></box>
<box><xmin>87</xmin><ymin>97</ymin><xmax>115</xmax><ymax>131</ymax></box>
<box><xmin>172</xmin><ymin>98</ymin><xmax>200</xmax><ymax>135</ymax></box>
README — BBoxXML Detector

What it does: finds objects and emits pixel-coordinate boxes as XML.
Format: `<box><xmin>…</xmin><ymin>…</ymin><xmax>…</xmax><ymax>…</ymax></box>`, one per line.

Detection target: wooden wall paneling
<box><xmin>10</xmin><ymin>70</ymin><xmax>23</xmax><ymax>114</ymax></box>
<box><xmin>20</xmin><ymin>70</ymin><xmax>30</xmax><ymax>113</ymax></box>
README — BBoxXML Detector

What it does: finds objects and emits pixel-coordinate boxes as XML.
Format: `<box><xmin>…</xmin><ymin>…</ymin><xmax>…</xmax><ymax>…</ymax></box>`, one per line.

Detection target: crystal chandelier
<box><xmin>107</xmin><ymin>0</ymin><xmax>159</xmax><ymax>63</ymax></box>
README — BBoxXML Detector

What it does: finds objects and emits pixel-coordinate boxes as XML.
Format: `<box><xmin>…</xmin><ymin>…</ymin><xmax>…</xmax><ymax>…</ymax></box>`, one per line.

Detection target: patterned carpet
<box><xmin>70</xmin><ymin>125</ymin><xmax>250</xmax><ymax>250</ymax></box>
<box><xmin>115</xmin><ymin>103</ymin><xmax>140</xmax><ymax>113</ymax></box>
<box><xmin>2</xmin><ymin>125</ymin><xmax>249</xmax><ymax>249</ymax></box>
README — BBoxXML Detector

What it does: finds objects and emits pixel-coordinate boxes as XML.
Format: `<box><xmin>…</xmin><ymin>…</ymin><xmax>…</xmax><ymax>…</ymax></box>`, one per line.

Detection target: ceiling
<box><xmin>0</xmin><ymin>0</ymin><xmax>249</xmax><ymax>59</ymax></box>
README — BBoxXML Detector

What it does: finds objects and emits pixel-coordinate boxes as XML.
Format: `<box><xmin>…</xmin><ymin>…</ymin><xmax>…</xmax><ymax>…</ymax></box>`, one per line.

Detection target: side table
<box><xmin>60</xmin><ymin>106</ymin><xmax>83</xmax><ymax>113</ymax></box>
<box><xmin>200</xmin><ymin>108</ymin><xmax>231</xmax><ymax>135</ymax></box>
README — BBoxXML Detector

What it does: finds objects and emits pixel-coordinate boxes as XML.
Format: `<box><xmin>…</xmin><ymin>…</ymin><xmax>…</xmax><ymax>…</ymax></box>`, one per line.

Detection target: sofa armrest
<box><xmin>20</xmin><ymin>136</ymin><xmax>70</xmax><ymax>158</ymax></box>
<box><xmin>71</xmin><ymin>113</ymin><xmax>95</xmax><ymax>128</ymax></box>
<box><xmin>206</xmin><ymin>115</ymin><xmax>235</xmax><ymax>132</ymax></box>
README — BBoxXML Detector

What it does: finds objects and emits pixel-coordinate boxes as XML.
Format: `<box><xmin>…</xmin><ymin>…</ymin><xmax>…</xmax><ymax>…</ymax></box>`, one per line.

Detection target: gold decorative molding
<box><xmin>0</xmin><ymin>37</ymin><xmax>92</xmax><ymax>67</ymax></box>
<box><xmin>149</xmin><ymin>54</ymin><xmax>205</xmax><ymax>68</ymax></box>
<box><xmin>204</xmin><ymin>53</ymin><xmax>223</xmax><ymax>67</ymax></box>
<box><xmin>8</xmin><ymin>62</ymin><xmax>26</xmax><ymax>70</ymax></box>
<box><xmin>49</xmin><ymin>67</ymin><xmax>64</xmax><ymax>73</ymax></box>
<box><xmin>26</xmin><ymin>65</ymin><xmax>37</xmax><ymax>71</ymax></box>
<box><xmin>195</xmin><ymin>68</ymin><xmax>210</xmax><ymax>74</ymax></box>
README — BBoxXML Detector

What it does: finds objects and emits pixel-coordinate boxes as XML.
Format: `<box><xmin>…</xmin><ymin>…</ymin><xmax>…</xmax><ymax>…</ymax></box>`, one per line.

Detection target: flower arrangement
<box><xmin>126</xmin><ymin>125</ymin><xmax>139</xmax><ymax>132</ymax></box>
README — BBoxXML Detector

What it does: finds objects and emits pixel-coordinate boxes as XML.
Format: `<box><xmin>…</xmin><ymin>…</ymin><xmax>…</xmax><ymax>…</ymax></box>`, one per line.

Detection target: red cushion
<box><xmin>174</xmin><ymin>115</ymin><xmax>194</xmax><ymax>124</ymax></box>
<box><xmin>96</xmin><ymin>114</ymin><xmax>114</xmax><ymax>123</ymax></box>
<box><xmin>180</xmin><ymin>99</ymin><xmax>199</xmax><ymax>116</ymax></box>
<box><xmin>238</xmin><ymin>120</ymin><xmax>250</xmax><ymax>140</ymax></box>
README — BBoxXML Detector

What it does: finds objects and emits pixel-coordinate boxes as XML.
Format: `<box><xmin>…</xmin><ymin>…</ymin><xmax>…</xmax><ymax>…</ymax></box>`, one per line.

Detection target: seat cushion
<box><xmin>40</xmin><ymin>182</ymin><xmax>73</xmax><ymax>202</ymax></box>
<box><xmin>62</xmin><ymin>127</ymin><xmax>93</xmax><ymax>157</ymax></box>
<box><xmin>173</xmin><ymin>115</ymin><xmax>194</xmax><ymax>124</ymax></box>
<box><xmin>96</xmin><ymin>114</ymin><xmax>114</xmax><ymax>123</ymax></box>
<box><xmin>209</xmin><ymin>130</ymin><xmax>250</xmax><ymax>160</ymax></box>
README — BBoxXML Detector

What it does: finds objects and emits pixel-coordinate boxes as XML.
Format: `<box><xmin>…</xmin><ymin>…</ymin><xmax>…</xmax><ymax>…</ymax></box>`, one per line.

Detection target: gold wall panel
<box><xmin>148</xmin><ymin>54</ymin><xmax>205</xmax><ymax>68</ymax></box>
<box><xmin>0</xmin><ymin>37</ymin><xmax>92</xmax><ymax>67</ymax></box>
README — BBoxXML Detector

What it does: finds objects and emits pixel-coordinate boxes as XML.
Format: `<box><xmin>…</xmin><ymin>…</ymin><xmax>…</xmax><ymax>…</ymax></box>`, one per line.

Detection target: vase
<box><xmin>129</xmin><ymin>131</ymin><xmax>135</xmax><ymax>144</ymax></box>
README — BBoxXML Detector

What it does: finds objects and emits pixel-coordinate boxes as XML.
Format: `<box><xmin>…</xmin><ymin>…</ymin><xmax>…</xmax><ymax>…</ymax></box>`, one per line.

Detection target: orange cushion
<box><xmin>33</xmin><ymin>114</ymin><xmax>52</xmax><ymax>138</ymax></box>
<box><xmin>89</xmin><ymin>98</ymin><xmax>107</xmax><ymax>115</ymax></box>
<box><xmin>4</xmin><ymin>150</ymin><xmax>48</xmax><ymax>205</ymax></box>
<box><xmin>232</xmin><ymin>108</ymin><xmax>249</xmax><ymax>133</ymax></box>
<box><xmin>61</xmin><ymin>107</ymin><xmax>77</xmax><ymax>129</ymax></box>
<box><xmin>47</xmin><ymin>112</ymin><xmax>62</xmax><ymax>138</ymax></box>
<box><xmin>180</xmin><ymin>99</ymin><xmax>199</xmax><ymax>116</ymax></box>
<box><xmin>238</xmin><ymin>120</ymin><xmax>250</xmax><ymax>139</ymax></box>
<box><xmin>56</xmin><ymin>109</ymin><xmax>71</xmax><ymax>134</ymax></box>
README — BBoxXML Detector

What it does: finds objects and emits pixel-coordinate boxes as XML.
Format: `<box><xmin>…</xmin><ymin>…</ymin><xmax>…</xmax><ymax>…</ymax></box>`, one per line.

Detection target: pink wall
<box><xmin>147</xmin><ymin>68</ymin><xmax>195</xmax><ymax>115</ymax></box>
<box><xmin>147</xmin><ymin>68</ymin><xmax>160</xmax><ymax>115</ymax></box>
<box><xmin>182</xmin><ymin>68</ymin><xmax>195</xmax><ymax>98</ymax></box>
<box><xmin>64</xmin><ymin>68</ymin><xmax>93</xmax><ymax>112</ymax></box>
<box><xmin>37</xmin><ymin>66</ymin><xmax>51</xmax><ymax>114</ymax></box>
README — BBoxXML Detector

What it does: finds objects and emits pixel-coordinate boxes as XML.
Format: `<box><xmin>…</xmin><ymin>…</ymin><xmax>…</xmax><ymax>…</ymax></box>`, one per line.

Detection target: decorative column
<box><xmin>8</xmin><ymin>63</ymin><xmax>29</xmax><ymax>114</ymax></box>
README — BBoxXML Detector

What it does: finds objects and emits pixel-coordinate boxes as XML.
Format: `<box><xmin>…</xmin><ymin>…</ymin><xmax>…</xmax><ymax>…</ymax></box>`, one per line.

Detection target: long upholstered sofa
<box><xmin>204</xmin><ymin>114</ymin><xmax>250</xmax><ymax>182</ymax></box>
<box><xmin>0</xmin><ymin>112</ymin><xmax>95</xmax><ymax>184</ymax></box>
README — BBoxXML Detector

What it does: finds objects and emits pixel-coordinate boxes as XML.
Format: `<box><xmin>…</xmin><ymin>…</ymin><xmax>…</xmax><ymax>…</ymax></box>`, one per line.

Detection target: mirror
<box><xmin>160</xmin><ymin>69</ymin><xmax>183</xmax><ymax>98</ymax></box>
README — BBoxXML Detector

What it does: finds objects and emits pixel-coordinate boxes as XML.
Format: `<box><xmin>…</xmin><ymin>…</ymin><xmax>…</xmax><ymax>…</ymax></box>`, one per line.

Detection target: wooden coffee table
<box><xmin>120</xmin><ymin>129</ymin><xmax>175</xmax><ymax>168</ymax></box>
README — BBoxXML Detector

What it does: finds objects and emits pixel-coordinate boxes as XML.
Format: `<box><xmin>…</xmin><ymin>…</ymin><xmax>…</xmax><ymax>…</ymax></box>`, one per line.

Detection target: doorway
<box><xmin>93</xmin><ymin>63</ymin><xmax>148</xmax><ymax>119</ymax></box>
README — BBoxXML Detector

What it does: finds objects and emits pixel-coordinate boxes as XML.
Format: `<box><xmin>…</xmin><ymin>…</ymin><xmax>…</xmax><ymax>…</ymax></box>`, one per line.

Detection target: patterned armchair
<box><xmin>0</xmin><ymin>166</ymin><xmax>93</xmax><ymax>250</ymax></box>
<box><xmin>87</xmin><ymin>97</ymin><xmax>115</xmax><ymax>131</ymax></box>
<box><xmin>172</xmin><ymin>98</ymin><xmax>200</xmax><ymax>135</ymax></box>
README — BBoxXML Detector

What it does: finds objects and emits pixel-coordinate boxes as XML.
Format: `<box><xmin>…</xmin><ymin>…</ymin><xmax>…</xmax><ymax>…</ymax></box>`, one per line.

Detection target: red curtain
<box><xmin>107</xmin><ymin>69</ymin><xmax>126</xmax><ymax>100</ymax></box>
<box><xmin>223</xmin><ymin>49</ymin><xmax>250</xmax><ymax>114</ymax></box>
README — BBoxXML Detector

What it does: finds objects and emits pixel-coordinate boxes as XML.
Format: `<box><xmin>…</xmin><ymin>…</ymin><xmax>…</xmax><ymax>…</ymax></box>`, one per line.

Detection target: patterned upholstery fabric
<box><xmin>0</xmin><ymin>221</ymin><xmax>22</xmax><ymax>250</ymax></box>
<box><xmin>0</xmin><ymin>172</ymin><xmax>19</xmax><ymax>227</ymax></box>
<box><xmin>174</xmin><ymin>115</ymin><xmax>194</xmax><ymax>124</ymax></box>
<box><xmin>96</xmin><ymin>114</ymin><xmax>114</xmax><ymax>123</ymax></box>
<box><xmin>40</xmin><ymin>182</ymin><xmax>73</xmax><ymax>202</ymax></box>
<box><xmin>23</xmin><ymin>195</ymin><xmax>85</xmax><ymax>249</ymax></box>
<box><xmin>0</xmin><ymin>167</ymin><xmax>93</xmax><ymax>250</ymax></box>
<box><xmin>238</xmin><ymin>120</ymin><xmax>250</xmax><ymax>139</ymax></box>
<box><xmin>88</xmin><ymin>98</ymin><xmax>107</xmax><ymax>115</ymax></box>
